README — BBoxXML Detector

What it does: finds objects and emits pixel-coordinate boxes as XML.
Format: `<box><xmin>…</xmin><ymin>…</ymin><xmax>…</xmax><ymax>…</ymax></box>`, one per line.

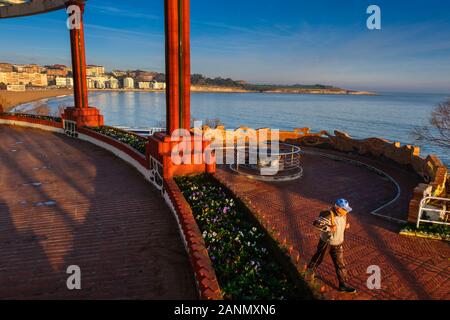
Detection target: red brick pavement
<box><xmin>215</xmin><ymin>149</ymin><xmax>450</xmax><ymax>300</ymax></box>
<box><xmin>0</xmin><ymin>125</ymin><xmax>197</xmax><ymax>299</ymax></box>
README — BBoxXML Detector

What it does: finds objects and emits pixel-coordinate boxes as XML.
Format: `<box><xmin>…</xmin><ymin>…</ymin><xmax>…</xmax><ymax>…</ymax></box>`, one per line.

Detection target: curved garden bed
<box><xmin>400</xmin><ymin>224</ymin><xmax>450</xmax><ymax>241</ymax></box>
<box><xmin>175</xmin><ymin>174</ymin><xmax>314</xmax><ymax>300</ymax></box>
<box><xmin>89</xmin><ymin>126</ymin><xmax>147</xmax><ymax>155</ymax></box>
<box><xmin>0</xmin><ymin>112</ymin><xmax>62</xmax><ymax>122</ymax></box>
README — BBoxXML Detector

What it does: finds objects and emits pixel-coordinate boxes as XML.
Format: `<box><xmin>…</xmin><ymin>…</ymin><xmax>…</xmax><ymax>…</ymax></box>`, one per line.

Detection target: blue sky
<box><xmin>1</xmin><ymin>0</ymin><xmax>450</xmax><ymax>93</ymax></box>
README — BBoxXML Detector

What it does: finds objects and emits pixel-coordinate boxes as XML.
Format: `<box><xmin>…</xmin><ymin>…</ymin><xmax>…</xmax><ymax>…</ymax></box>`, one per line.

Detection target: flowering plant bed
<box><xmin>400</xmin><ymin>223</ymin><xmax>449</xmax><ymax>241</ymax></box>
<box><xmin>90</xmin><ymin>126</ymin><xmax>147</xmax><ymax>155</ymax></box>
<box><xmin>175</xmin><ymin>174</ymin><xmax>313</xmax><ymax>300</ymax></box>
<box><xmin>0</xmin><ymin>112</ymin><xmax>62</xmax><ymax>123</ymax></box>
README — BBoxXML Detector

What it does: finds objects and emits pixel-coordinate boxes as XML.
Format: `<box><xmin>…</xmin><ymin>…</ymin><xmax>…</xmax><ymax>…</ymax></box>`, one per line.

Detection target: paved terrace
<box><xmin>215</xmin><ymin>147</ymin><xmax>450</xmax><ymax>300</ymax></box>
<box><xmin>0</xmin><ymin>125</ymin><xmax>197</xmax><ymax>299</ymax></box>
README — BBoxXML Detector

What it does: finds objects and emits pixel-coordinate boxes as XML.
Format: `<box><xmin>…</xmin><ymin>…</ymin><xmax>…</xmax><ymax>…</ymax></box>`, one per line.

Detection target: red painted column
<box><xmin>165</xmin><ymin>0</ymin><xmax>180</xmax><ymax>134</ymax></box>
<box><xmin>62</xmin><ymin>0</ymin><xmax>103</xmax><ymax>127</ymax></box>
<box><xmin>67</xmin><ymin>0</ymin><xmax>88</xmax><ymax>109</ymax></box>
<box><xmin>181</xmin><ymin>0</ymin><xmax>191</xmax><ymax>130</ymax></box>
<box><xmin>149</xmin><ymin>0</ymin><xmax>215</xmax><ymax>178</ymax></box>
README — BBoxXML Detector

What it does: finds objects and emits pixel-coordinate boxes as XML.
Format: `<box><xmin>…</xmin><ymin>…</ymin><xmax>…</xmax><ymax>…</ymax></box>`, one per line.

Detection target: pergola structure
<box><xmin>1</xmin><ymin>0</ymin><xmax>102</xmax><ymax>126</ymax></box>
<box><xmin>1</xmin><ymin>0</ymin><xmax>213</xmax><ymax>178</ymax></box>
<box><xmin>0</xmin><ymin>0</ymin><xmax>67</xmax><ymax>18</ymax></box>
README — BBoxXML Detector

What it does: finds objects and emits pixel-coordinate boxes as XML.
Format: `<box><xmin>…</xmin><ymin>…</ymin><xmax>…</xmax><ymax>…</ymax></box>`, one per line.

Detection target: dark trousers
<box><xmin>308</xmin><ymin>239</ymin><xmax>348</xmax><ymax>286</ymax></box>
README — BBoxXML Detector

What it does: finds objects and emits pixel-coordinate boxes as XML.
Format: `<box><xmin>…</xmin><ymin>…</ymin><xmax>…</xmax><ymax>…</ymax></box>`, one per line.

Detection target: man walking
<box><xmin>307</xmin><ymin>198</ymin><xmax>356</xmax><ymax>293</ymax></box>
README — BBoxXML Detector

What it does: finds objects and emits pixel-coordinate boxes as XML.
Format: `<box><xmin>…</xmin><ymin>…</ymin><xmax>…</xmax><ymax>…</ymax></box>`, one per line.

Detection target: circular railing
<box><xmin>229</xmin><ymin>143</ymin><xmax>303</xmax><ymax>181</ymax></box>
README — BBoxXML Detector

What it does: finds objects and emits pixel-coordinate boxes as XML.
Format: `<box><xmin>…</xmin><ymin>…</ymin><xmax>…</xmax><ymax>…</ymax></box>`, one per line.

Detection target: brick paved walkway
<box><xmin>215</xmin><ymin>148</ymin><xmax>450</xmax><ymax>300</ymax></box>
<box><xmin>0</xmin><ymin>125</ymin><xmax>197</xmax><ymax>299</ymax></box>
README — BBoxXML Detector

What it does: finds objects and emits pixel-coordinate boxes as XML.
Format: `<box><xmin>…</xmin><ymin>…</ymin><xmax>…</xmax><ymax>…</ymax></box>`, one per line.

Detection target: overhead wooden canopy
<box><xmin>0</xmin><ymin>0</ymin><xmax>85</xmax><ymax>19</ymax></box>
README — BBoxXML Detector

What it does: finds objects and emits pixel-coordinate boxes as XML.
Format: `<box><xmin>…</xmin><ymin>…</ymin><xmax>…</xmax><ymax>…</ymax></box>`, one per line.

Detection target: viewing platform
<box><xmin>0</xmin><ymin>0</ymin><xmax>448</xmax><ymax>301</ymax></box>
<box><xmin>0</xmin><ymin>119</ymin><xmax>448</xmax><ymax>300</ymax></box>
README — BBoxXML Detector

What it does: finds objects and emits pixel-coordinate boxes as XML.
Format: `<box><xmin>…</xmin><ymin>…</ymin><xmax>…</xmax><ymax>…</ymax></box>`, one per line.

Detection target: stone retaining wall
<box><xmin>198</xmin><ymin>125</ymin><xmax>448</xmax><ymax>223</ymax></box>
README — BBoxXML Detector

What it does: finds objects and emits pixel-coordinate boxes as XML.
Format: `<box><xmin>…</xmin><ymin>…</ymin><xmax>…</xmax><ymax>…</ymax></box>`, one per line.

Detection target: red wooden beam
<box><xmin>67</xmin><ymin>0</ymin><xmax>88</xmax><ymax>109</ymax></box>
<box><xmin>181</xmin><ymin>0</ymin><xmax>191</xmax><ymax>130</ymax></box>
<box><xmin>62</xmin><ymin>1</ymin><xmax>103</xmax><ymax>127</ymax></box>
<box><xmin>165</xmin><ymin>0</ymin><xmax>180</xmax><ymax>134</ymax></box>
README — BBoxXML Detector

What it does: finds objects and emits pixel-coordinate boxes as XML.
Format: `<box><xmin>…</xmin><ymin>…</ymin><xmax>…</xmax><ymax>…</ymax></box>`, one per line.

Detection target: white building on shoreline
<box><xmin>123</xmin><ymin>77</ymin><xmax>135</xmax><ymax>89</ymax></box>
<box><xmin>55</xmin><ymin>77</ymin><xmax>73</xmax><ymax>88</ymax></box>
<box><xmin>106</xmin><ymin>77</ymin><xmax>119</xmax><ymax>89</ymax></box>
<box><xmin>138</xmin><ymin>81</ymin><xmax>151</xmax><ymax>89</ymax></box>
<box><xmin>152</xmin><ymin>81</ymin><xmax>166</xmax><ymax>90</ymax></box>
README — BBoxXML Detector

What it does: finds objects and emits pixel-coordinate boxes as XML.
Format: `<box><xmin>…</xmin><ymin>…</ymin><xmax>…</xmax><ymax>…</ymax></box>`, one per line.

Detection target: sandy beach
<box><xmin>0</xmin><ymin>89</ymin><xmax>73</xmax><ymax>112</ymax></box>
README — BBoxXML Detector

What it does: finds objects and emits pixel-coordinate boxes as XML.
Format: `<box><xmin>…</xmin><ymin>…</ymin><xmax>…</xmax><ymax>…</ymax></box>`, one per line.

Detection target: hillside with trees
<box><xmin>189</xmin><ymin>74</ymin><xmax>372</xmax><ymax>94</ymax></box>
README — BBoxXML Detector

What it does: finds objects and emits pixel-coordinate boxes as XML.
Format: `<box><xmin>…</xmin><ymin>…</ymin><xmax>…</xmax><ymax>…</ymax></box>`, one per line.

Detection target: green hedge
<box><xmin>400</xmin><ymin>223</ymin><xmax>449</xmax><ymax>241</ymax></box>
<box><xmin>1</xmin><ymin>112</ymin><xmax>62</xmax><ymax>122</ymax></box>
<box><xmin>90</xmin><ymin>126</ymin><xmax>147</xmax><ymax>155</ymax></box>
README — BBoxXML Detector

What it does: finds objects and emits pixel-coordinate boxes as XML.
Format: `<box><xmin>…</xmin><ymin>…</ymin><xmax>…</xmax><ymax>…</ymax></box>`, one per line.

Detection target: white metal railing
<box><xmin>229</xmin><ymin>143</ymin><xmax>303</xmax><ymax>180</ymax></box>
<box><xmin>114</xmin><ymin>126</ymin><xmax>165</xmax><ymax>137</ymax></box>
<box><xmin>417</xmin><ymin>196</ymin><xmax>450</xmax><ymax>228</ymax></box>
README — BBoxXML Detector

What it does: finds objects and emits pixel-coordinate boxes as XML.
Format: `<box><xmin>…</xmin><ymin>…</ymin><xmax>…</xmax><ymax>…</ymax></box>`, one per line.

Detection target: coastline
<box><xmin>262</xmin><ymin>90</ymin><xmax>376</xmax><ymax>95</ymax></box>
<box><xmin>192</xmin><ymin>85</ymin><xmax>376</xmax><ymax>95</ymax></box>
<box><xmin>92</xmin><ymin>86</ymin><xmax>377</xmax><ymax>95</ymax></box>
<box><xmin>0</xmin><ymin>89</ymin><xmax>73</xmax><ymax>112</ymax></box>
<box><xmin>0</xmin><ymin>85</ymin><xmax>377</xmax><ymax>114</ymax></box>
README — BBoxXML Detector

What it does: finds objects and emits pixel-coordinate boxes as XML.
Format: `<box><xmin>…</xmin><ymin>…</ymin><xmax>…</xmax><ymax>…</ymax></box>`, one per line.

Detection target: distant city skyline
<box><xmin>1</xmin><ymin>0</ymin><xmax>450</xmax><ymax>94</ymax></box>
